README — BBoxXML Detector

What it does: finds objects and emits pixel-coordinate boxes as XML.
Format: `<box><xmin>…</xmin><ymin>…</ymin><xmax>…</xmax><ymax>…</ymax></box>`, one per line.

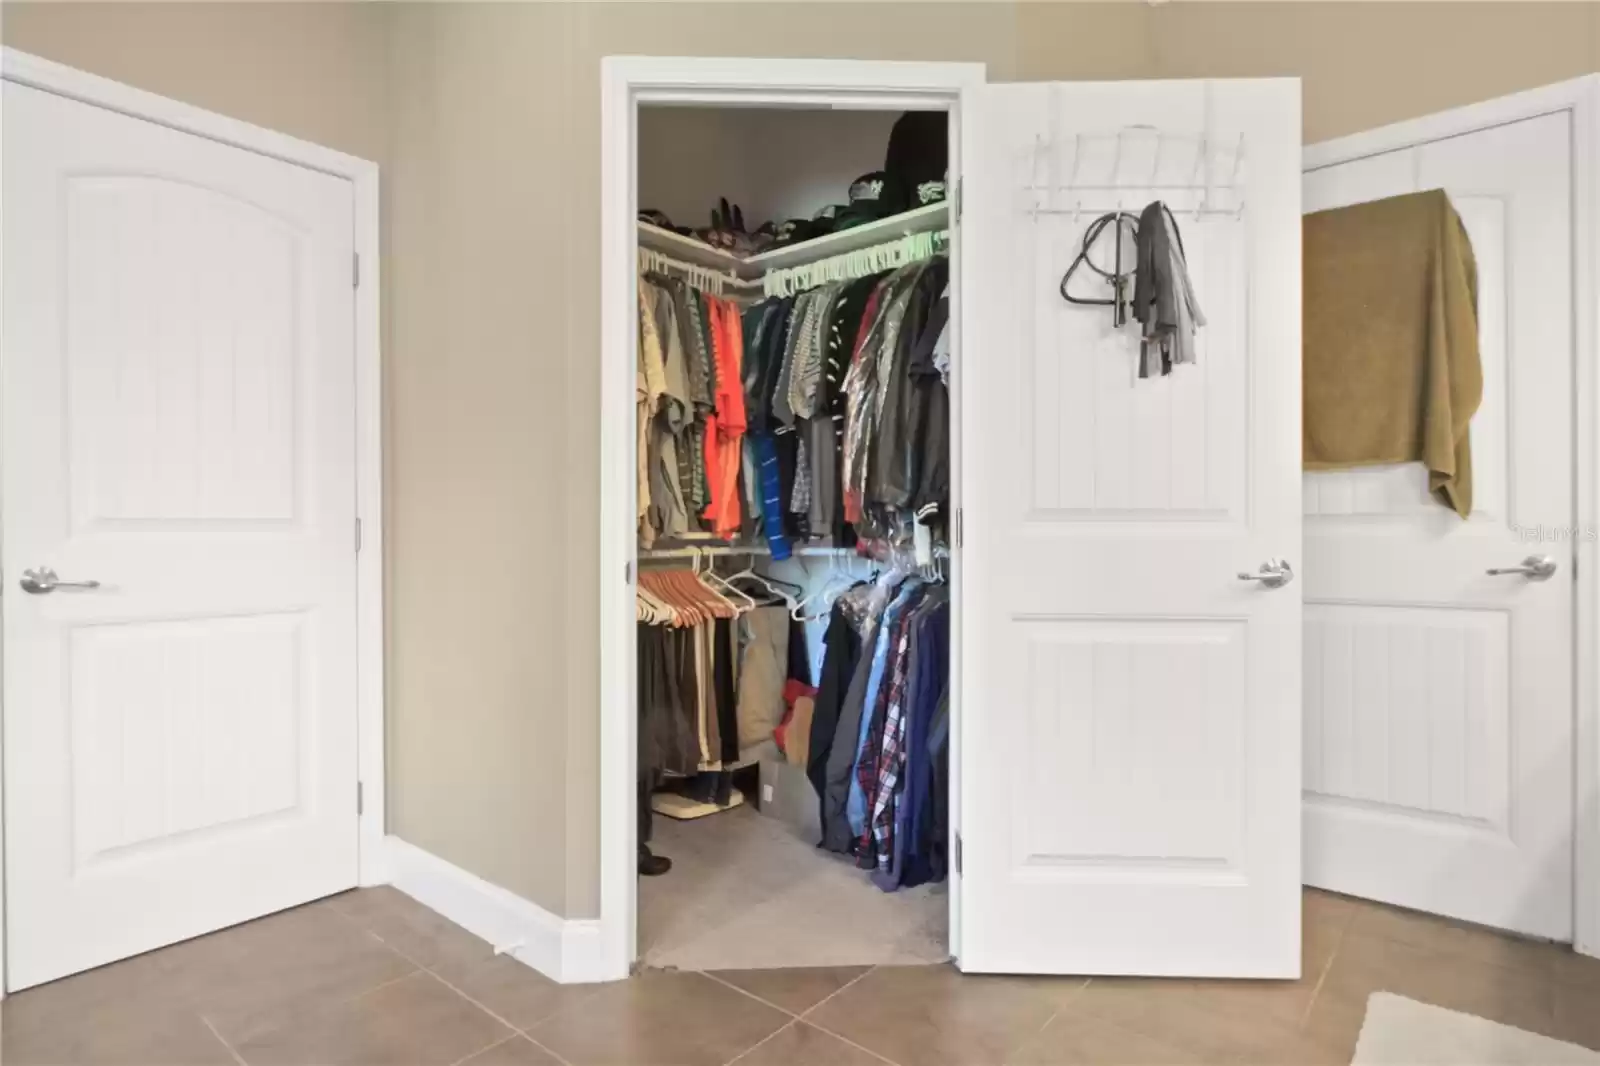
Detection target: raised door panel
<box><xmin>1019</xmin><ymin>620</ymin><xmax>1246</xmax><ymax>873</ymax></box>
<box><xmin>1027</xmin><ymin>207</ymin><xmax>1247</xmax><ymax>522</ymax></box>
<box><xmin>66</xmin><ymin>176</ymin><xmax>304</xmax><ymax>530</ymax></box>
<box><xmin>71</xmin><ymin>612</ymin><xmax>309</xmax><ymax>865</ymax></box>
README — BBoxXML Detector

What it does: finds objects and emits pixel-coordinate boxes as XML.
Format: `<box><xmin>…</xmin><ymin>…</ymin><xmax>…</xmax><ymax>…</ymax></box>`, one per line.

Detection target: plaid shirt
<box><xmin>858</xmin><ymin>596</ymin><xmax>921</xmax><ymax>867</ymax></box>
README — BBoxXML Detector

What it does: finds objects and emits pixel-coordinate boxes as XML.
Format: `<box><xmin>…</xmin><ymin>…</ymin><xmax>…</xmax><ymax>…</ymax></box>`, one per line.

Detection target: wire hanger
<box><xmin>723</xmin><ymin>555</ymin><xmax>800</xmax><ymax>609</ymax></box>
<box><xmin>695</xmin><ymin>549</ymin><xmax>758</xmax><ymax>614</ymax></box>
<box><xmin>792</xmin><ymin>551</ymin><xmax>858</xmax><ymax>623</ymax></box>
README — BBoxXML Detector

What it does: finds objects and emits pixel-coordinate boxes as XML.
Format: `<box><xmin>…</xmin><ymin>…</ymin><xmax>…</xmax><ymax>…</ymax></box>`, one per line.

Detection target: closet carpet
<box><xmin>640</xmin><ymin>805</ymin><xmax>947</xmax><ymax>972</ymax></box>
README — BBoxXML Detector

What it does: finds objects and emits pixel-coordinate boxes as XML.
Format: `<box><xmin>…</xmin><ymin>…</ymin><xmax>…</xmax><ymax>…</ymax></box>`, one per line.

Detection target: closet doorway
<box><xmin>600</xmin><ymin>58</ymin><xmax>1308</xmax><ymax>983</ymax></box>
<box><xmin>632</xmin><ymin>95</ymin><xmax>962</xmax><ymax>972</ymax></box>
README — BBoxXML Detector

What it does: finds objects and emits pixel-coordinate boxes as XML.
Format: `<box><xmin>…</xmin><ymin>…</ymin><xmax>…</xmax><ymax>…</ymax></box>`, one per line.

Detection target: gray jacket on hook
<box><xmin>1132</xmin><ymin>201</ymin><xmax>1206</xmax><ymax>377</ymax></box>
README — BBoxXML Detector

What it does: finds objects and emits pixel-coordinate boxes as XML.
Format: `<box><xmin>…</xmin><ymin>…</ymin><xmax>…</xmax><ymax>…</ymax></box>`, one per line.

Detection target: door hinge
<box><xmin>954</xmin><ymin>178</ymin><xmax>963</xmax><ymax>224</ymax></box>
<box><xmin>352</xmin><ymin>252</ymin><xmax>361</xmax><ymax>289</ymax></box>
<box><xmin>355</xmin><ymin>517</ymin><xmax>363</xmax><ymax>554</ymax></box>
<box><xmin>357</xmin><ymin>781</ymin><xmax>365</xmax><ymax>816</ymax></box>
<box><xmin>954</xmin><ymin>507</ymin><xmax>964</xmax><ymax>549</ymax></box>
<box><xmin>625</xmin><ymin>560</ymin><xmax>633</xmax><ymax>583</ymax></box>
<box><xmin>954</xmin><ymin>832</ymin><xmax>963</xmax><ymax>875</ymax></box>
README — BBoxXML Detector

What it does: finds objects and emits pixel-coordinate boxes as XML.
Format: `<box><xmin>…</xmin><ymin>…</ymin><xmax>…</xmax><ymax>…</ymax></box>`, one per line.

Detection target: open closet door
<box><xmin>957</xmin><ymin>79</ymin><xmax>1303</xmax><ymax>977</ymax></box>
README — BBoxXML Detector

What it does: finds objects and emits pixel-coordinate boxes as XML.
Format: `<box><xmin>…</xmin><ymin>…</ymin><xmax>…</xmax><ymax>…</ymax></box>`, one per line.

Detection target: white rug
<box><xmin>1354</xmin><ymin>993</ymin><xmax>1600</xmax><ymax>1066</ymax></box>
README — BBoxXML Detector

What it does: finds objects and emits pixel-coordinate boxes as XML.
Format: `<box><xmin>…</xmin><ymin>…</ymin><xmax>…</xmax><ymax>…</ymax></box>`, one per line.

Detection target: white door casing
<box><xmin>1302</xmin><ymin>113</ymin><xmax>1575</xmax><ymax>940</ymax></box>
<box><xmin>2</xmin><ymin>81</ymin><xmax>361</xmax><ymax>989</ymax></box>
<box><xmin>959</xmin><ymin>80</ymin><xmax>1303</xmax><ymax>977</ymax></box>
<box><xmin>597</xmin><ymin>56</ymin><xmax>987</xmax><ymax>984</ymax></box>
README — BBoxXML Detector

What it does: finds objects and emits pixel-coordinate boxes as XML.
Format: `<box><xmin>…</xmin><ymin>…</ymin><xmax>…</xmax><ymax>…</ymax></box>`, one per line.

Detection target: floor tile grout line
<box><xmin>353</xmin><ymin>914</ymin><xmax>592</xmax><ymax>1032</ymax></box>
<box><xmin>999</xmin><ymin>976</ymin><xmax>1093</xmax><ymax>1065</ymax></box>
<box><xmin>412</xmin><ymin>966</ymin><xmax>532</xmax><ymax>1035</ymax></box>
<box><xmin>678</xmin><ymin>967</ymin><xmax>906</xmax><ymax>1065</ymax></box>
<box><xmin>448</xmin><ymin>1032</ymin><xmax>520</xmax><ymax>1066</ymax></box>
<box><xmin>792</xmin><ymin>965</ymin><xmax>930</xmax><ymax>1065</ymax></box>
<box><xmin>1298</xmin><ymin>908</ymin><xmax>1355</xmax><ymax>1029</ymax></box>
<box><xmin>795</xmin><ymin>963</ymin><xmax>879</xmax><ymax>1021</ymax></box>
<box><xmin>334</xmin><ymin>964</ymin><xmax>430</xmax><ymax>1011</ymax></box>
<box><xmin>698</xmin><ymin>970</ymin><xmax>807</xmax><ymax>1020</ymax></box>
<box><xmin>200</xmin><ymin>1014</ymin><xmax>250</xmax><ymax>1066</ymax></box>
<box><xmin>202</xmin><ymin>964</ymin><xmax>426</xmax><ymax>1051</ymax></box>
<box><xmin>357</xmin><ymin>925</ymin><xmax>434</xmax><ymax>971</ymax></box>
<box><xmin>417</xmin><ymin>968</ymin><xmax>579</xmax><ymax>1066</ymax></box>
<box><xmin>329</xmin><ymin>891</ymin><xmax>599</xmax><ymax>1045</ymax></box>
<box><xmin>789</xmin><ymin>1017</ymin><xmax>904</xmax><ymax>1066</ymax></box>
<box><xmin>722</xmin><ymin>1018</ymin><xmax>800</xmax><ymax>1066</ymax></box>
<box><xmin>519</xmin><ymin>1029</ymin><xmax>577</xmax><ymax>1066</ymax></box>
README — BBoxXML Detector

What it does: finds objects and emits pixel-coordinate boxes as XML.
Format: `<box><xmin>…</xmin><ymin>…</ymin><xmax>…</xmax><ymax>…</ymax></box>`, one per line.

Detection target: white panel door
<box><xmin>960</xmin><ymin>80</ymin><xmax>1303</xmax><ymax>976</ymax></box>
<box><xmin>1302</xmin><ymin>113</ymin><xmax>1573</xmax><ymax>940</ymax></box>
<box><xmin>2</xmin><ymin>82</ymin><xmax>359</xmax><ymax>989</ymax></box>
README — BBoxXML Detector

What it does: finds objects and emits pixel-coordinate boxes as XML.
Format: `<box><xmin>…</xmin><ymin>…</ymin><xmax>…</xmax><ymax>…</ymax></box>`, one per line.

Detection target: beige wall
<box><xmin>383</xmin><ymin>0</ymin><xmax>584</xmax><ymax>911</ymax></box>
<box><xmin>388</xmin><ymin>1</ymin><xmax>1022</xmax><ymax>917</ymax></box>
<box><xmin>12</xmin><ymin>0</ymin><xmax>1600</xmax><ymax>922</ymax></box>
<box><xmin>1020</xmin><ymin>2</ymin><xmax>1600</xmax><ymax>144</ymax></box>
<box><xmin>0</xmin><ymin>2</ymin><xmax>389</xmax><ymax>163</ymax></box>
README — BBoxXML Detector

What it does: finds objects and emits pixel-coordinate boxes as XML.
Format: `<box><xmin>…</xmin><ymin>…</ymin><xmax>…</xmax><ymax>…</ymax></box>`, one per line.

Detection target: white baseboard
<box><xmin>384</xmin><ymin>835</ymin><xmax>618</xmax><ymax>984</ymax></box>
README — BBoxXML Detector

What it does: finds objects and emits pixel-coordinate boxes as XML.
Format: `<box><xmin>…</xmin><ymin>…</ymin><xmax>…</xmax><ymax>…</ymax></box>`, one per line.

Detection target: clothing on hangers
<box><xmin>637</xmin><ymin>271</ymin><xmax>754</xmax><ymax>548</ymax></box>
<box><xmin>636</xmin><ymin>237</ymin><xmax>954</xmax><ymax>874</ymax></box>
<box><xmin>729</xmin><ymin>253</ymin><xmax>951</xmax><ymax>559</ymax></box>
<box><xmin>637</xmin><ymin>558</ymin><xmax>812</xmax><ymax>809</ymax></box>
<box><xmin>804</xmin><ymin>567</ymin><xmax>949</xmax><ymax>892</ymax></box>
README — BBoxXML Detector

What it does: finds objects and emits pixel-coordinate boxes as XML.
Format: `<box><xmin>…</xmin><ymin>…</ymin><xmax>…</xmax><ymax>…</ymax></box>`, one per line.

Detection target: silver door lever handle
<box><xmin>20</xmin><ymin>567</ymin><xmax>101</xmax><ymax>594</ymax></box>
<box><xmin>1237</xmin><ymin>559</ymin><xmax>1293</xmax><ymax>589</ymax></box>
<box><xmin>1486</xmin><ymin>555</ymin><xmax>1558</xmax><ymax>580</ymax></box>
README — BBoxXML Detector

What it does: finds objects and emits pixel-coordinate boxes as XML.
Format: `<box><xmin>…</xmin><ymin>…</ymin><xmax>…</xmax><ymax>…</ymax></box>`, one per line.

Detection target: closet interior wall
<box><xmin>638</xmin><ymin>108</ymin><xmax>899</xmax><ymax>237</ymax></box>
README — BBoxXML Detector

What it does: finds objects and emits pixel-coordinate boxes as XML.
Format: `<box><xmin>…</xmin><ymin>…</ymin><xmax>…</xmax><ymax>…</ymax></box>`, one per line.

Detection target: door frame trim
<box><xmin>0</xmin><ymin>48</ymin><xmax>387</xmax><ymax>994</ymax></box>
<box><xmin>1306</xmin><ymin>75</ymin><xmax>1600</xmax><ymax>959</ymax></box>
<box><xmin>597</xmin><ymin>55</ymin><xmax>984</xmax><ymax>983</ymax></box>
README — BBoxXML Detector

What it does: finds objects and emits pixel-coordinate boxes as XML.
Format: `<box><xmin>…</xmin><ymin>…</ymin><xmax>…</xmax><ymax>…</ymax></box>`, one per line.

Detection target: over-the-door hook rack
<box><xmin>1190</xmin><ymin>135</ymin><xmax>1209</xmax><ymax>219</ymax></box>
<box><xmin>1229</xmin><ymin>131</ymin><xmax>1246</xmax><ymax>218</ymax></box>
<box><xmin>1030</xmin><ymin>132</ymin><xmax>1045</xmax><ymax>218</ymax></box>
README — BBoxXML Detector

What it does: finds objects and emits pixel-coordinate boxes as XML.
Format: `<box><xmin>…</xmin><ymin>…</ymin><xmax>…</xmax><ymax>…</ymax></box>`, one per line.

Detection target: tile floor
<box><xmin>640</xmin><ymin>805</ymin><xmax>946</xmax><ymax>971</ymax></box>
<box><xmin>5</xmin><ymin>882</ymin><xmax>1600</xmax><ymax>1066</ymax></box>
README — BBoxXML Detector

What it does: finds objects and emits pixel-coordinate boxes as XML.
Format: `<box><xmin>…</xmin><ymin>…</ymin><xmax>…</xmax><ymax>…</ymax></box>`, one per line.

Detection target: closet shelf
<box><xmin>637</xmin><ymin>221</ymin><xmax>762</xmax><ymax>280</ymax></box>
<box><xmin>743</xmin><ymin>201</ymin><xmax>950</xmax><ymax>273</ymax></box>
<box><xmin>636</xmin><ymin>201</ymin><xmax>950</xmax><ymax>282</ymax></box>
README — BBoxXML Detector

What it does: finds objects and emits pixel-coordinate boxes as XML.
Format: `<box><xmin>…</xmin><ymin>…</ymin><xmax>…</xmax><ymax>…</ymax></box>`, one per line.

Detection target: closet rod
<box><xmin>1027</xmin><ymin>182</ymin><xmax>1240</xmax><ymax>193</ymax></box>
<box><xmin>636</xmin><ymin>248</ymin><xmax>763</xmax><ymax>293</ymax></box>
<box><xmin>1034</xmin><ymin>205</ymin><xmax>1244</xmax><ymax>219</ymax></box>
<box><xmin>639</xmin><ymin>544</ymin><xmax>856</xmax><ymax>560</ymax></box>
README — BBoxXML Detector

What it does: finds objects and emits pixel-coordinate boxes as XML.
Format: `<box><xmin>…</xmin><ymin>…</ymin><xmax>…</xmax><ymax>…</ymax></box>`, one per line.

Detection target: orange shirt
<box><xmin>702</xmin><ymin>298</ymin><xmax>746</xmax><ymax>538</ymax></box>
